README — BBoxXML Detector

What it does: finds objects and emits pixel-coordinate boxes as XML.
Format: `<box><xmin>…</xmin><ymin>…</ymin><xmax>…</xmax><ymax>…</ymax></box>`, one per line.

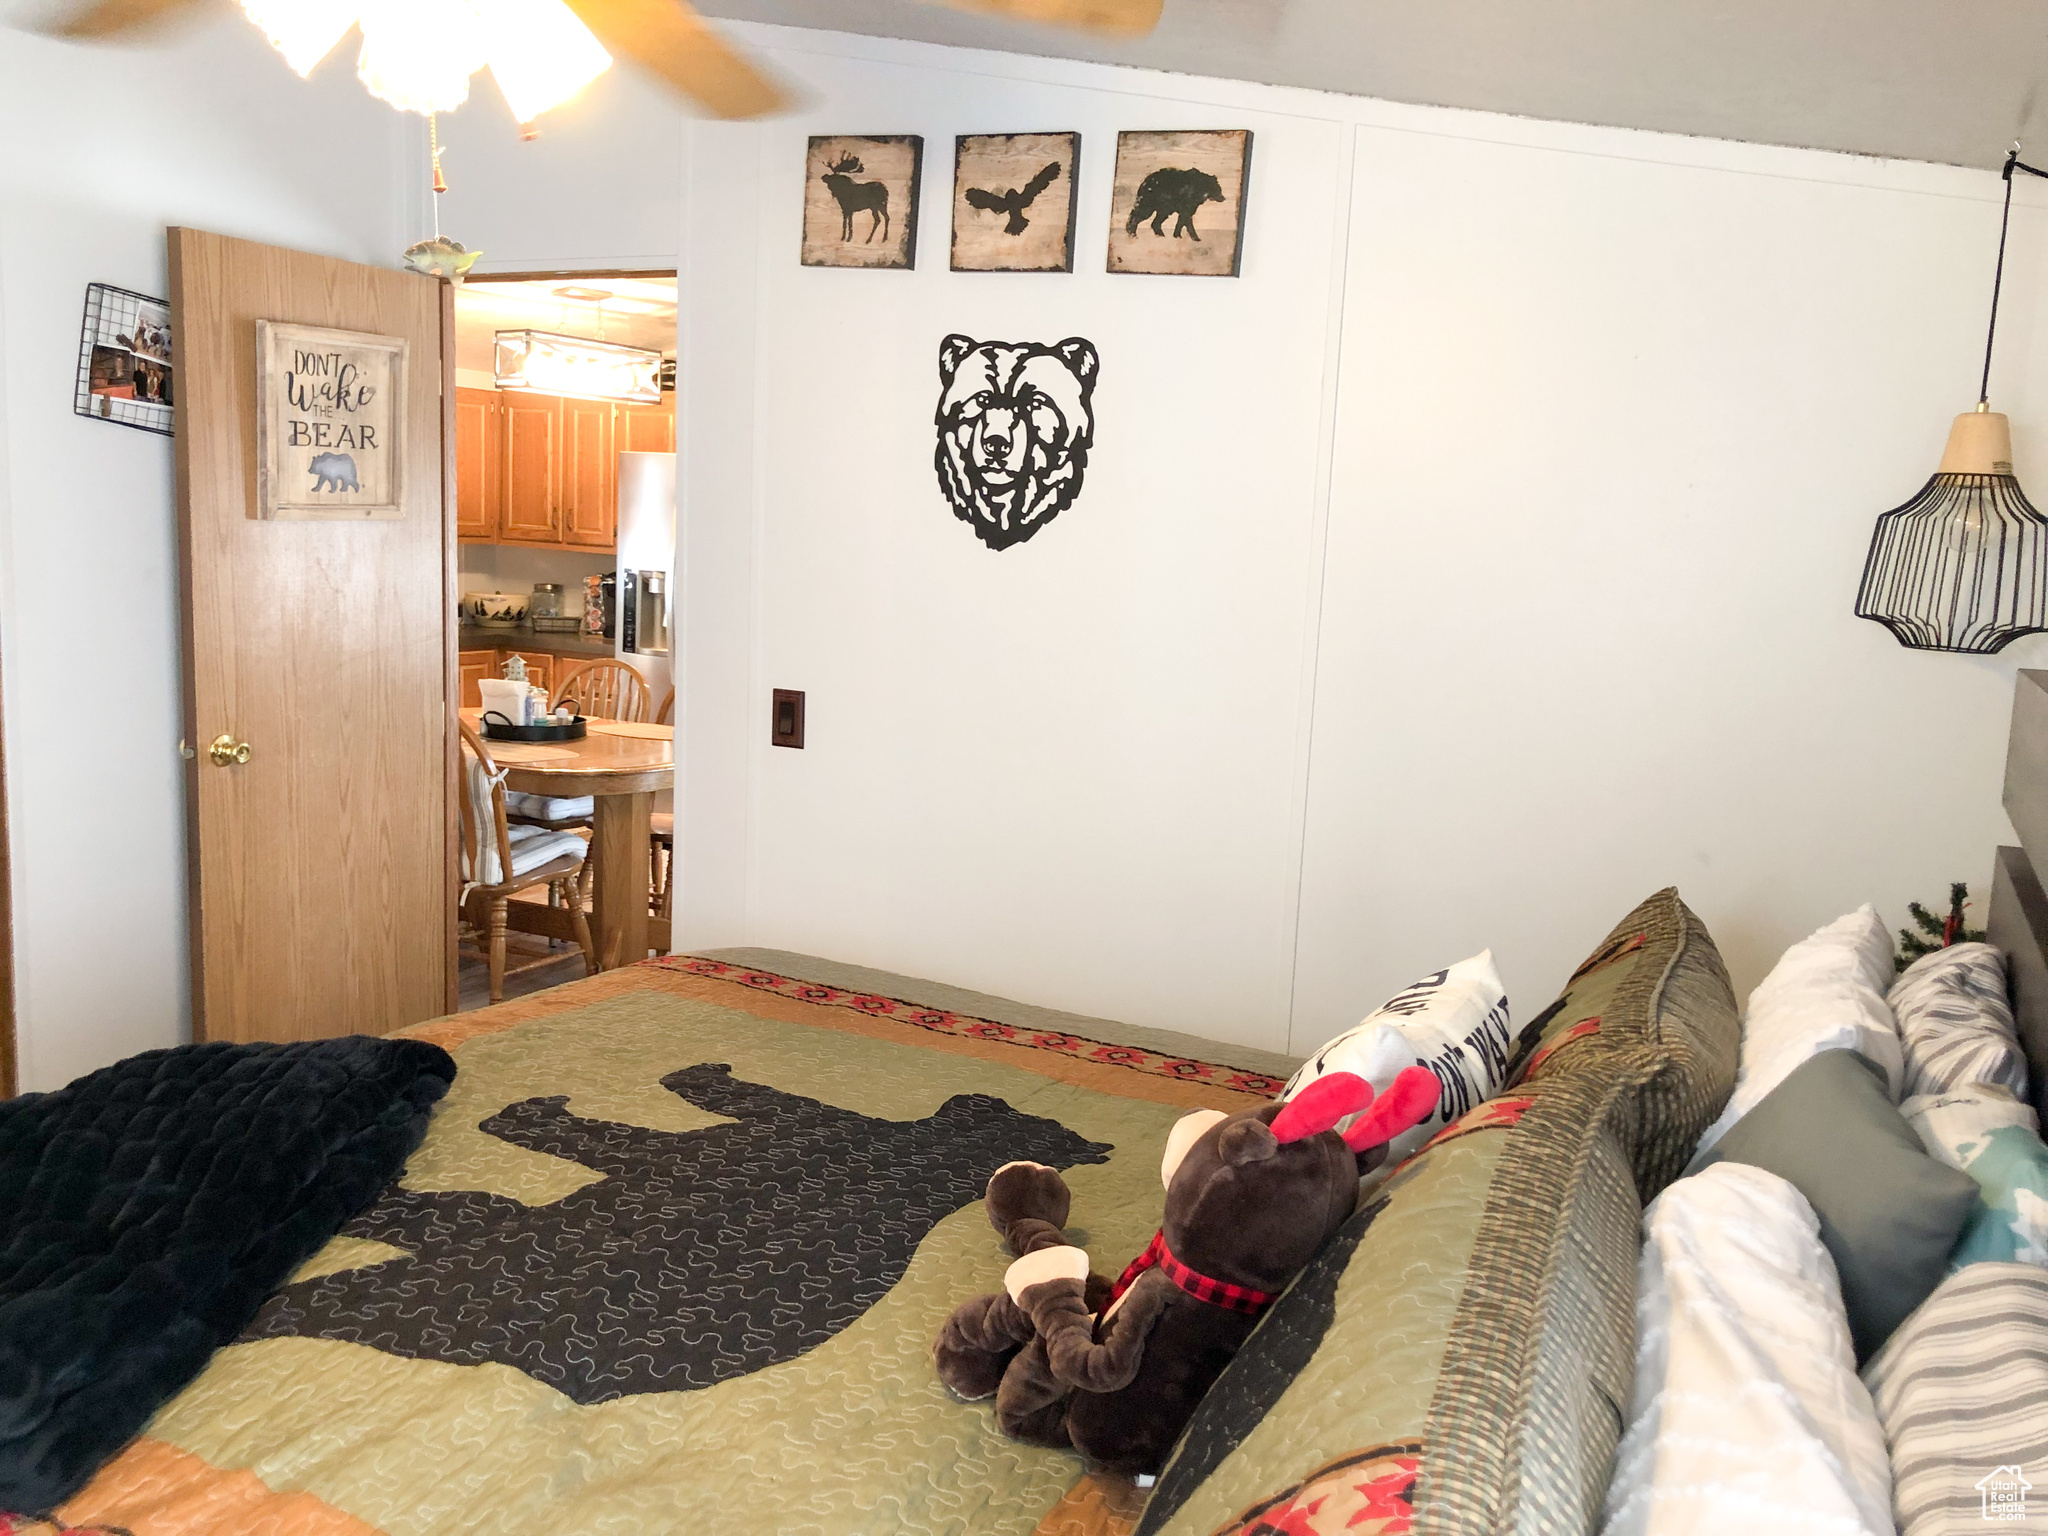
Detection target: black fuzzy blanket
<box><xmin>0</xmin><ymin>1036</ymin><xmax>455</xmax><ymax>1513</ymax></box>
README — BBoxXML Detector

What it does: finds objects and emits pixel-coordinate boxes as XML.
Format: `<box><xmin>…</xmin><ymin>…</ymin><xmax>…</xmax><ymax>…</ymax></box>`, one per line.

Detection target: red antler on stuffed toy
<box><xmin>1269</xmin><ymin>1072</ymin><xmax>1375</xmax><ymax>1144</ymax></box>
<box><xmin>1339</xmin><ymin>1065</ymin><xmax>1440</xmax><ymax>1152</ymax></box>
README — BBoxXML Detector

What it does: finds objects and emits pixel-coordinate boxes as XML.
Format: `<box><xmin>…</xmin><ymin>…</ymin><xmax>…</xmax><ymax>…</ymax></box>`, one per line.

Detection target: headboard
<box><xmin>1991</xmin><ymin>667</ymin><xmax>2048</xmax><ymax>1119</ymax></box>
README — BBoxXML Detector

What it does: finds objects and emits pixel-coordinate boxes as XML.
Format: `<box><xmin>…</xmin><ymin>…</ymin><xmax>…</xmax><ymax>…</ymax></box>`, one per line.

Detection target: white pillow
<box><xmin>1282</xmin><ymin>951</ymin><xmax>1511</xmax><ymax>1168</ymax></box>
<box><xmin>1690</xmin><ymin>905</ymin><xmax>1904</xmax><ymax>1162</ymax></box>
<box><xmin>1600</xmin><ymin>1162</ymin><xmax>1893</xmax><ymax>1536</ymax></box>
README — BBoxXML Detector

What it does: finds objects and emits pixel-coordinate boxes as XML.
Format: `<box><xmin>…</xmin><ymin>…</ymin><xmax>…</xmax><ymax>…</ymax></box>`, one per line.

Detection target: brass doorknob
<box><xmin>208</xmin><ymin>733</ymin><xmax>252</xmax><ymax>767</ymax></box>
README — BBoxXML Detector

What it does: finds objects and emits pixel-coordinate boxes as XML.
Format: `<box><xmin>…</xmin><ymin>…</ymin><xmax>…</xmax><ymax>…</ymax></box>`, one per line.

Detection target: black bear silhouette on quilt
<box><xmin>245</xmin><ymin>1062</ymin><xmax>1113</xmax><ymax>1403</ymax></box>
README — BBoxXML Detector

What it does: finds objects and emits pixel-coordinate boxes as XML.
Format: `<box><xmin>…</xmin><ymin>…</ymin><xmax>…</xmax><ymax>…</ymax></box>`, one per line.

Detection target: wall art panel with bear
<box><xmin>1107</xmin><ymin>130</ymin><xmax>1254</xmax><ymax>278</ymax></box>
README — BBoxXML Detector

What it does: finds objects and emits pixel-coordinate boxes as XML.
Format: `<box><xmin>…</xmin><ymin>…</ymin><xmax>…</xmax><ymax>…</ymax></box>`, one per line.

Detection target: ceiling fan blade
<box><xmin>925</xmin><ymin>0</ymin><xmax>1164</xmax><ymax>37</ymax></box>
<box><xmin>559</xmin><ymin>0</ymin><xmax>787</xmax><ymax>120</ymax></box>
<box><xmin>39</xmin><ymin>0</ymin><xmax>214</xmax><ymax>38</ymax></box>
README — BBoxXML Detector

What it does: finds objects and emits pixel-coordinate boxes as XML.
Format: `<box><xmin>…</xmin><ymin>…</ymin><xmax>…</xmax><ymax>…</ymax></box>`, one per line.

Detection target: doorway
<box><xmin>449</xmin><ymin>271</ymin><xmax>678</xmax><ymax>1008</ymax></box>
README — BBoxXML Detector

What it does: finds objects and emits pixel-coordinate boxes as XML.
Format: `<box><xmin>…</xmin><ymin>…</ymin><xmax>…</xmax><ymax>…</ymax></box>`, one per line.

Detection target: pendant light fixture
<box><xmin>1855</xmin><ymin>148</ymin><xmax>2048</xmax><ymax>654</ymax></box>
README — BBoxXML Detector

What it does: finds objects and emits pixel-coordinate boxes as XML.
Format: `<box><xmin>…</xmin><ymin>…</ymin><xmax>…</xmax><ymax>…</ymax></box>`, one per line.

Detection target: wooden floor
<box><xmin>455</xmin><ymin>947</ymin><xmax>592</xmax><ymax>1012</ymax></box>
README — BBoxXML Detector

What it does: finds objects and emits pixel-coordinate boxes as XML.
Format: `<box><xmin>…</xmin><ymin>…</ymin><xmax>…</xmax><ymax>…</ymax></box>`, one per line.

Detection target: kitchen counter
<box><xmin>458</xmin><ymin>622</ymin><xmax>616</xmax><ymax>660</ymax></box>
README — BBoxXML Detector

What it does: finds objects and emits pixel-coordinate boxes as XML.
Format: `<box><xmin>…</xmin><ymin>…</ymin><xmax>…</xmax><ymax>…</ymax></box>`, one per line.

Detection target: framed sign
<box><xmin>256</xmin><ymin>320</ymin><xmax>407</xmax><ymax>520</ymax></box>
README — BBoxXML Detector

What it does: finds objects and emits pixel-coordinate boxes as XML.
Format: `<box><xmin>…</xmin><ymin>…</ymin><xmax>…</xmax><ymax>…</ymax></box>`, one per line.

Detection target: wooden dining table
<box><xmin>460</xmin><ymin>709</ymin><xmax>673</xmax><ymax>970</ymax></box>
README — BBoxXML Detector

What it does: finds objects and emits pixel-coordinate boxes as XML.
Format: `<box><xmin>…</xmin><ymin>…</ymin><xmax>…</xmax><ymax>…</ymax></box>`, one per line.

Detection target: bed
<box><xmin>45</xmin><ymin>890</ymin><xmax>1740</xmax><ymax>1536</ymax></box>
<box><xmin>47</xmin><ymin>952</ymin><xmax>1297</xmax><ymax>1536</ymax></box>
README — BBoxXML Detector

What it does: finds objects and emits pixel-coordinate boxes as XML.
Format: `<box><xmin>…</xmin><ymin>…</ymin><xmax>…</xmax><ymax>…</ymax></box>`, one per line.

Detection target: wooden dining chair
<box><xmin>552</xmin><ymin>659</ymin><xmax>652</xmax><ymax>723</ymax></box>
<box><xmin>650</xmin><ymin>688</ymin><xmax>676</xmax><ymax>921</ymax></box>
<box><xmin>507</xmin><ymin>657</ymin><xmax>650</xmax><ymax>832</ymax></box>
<box><xmin>458</xmin><ymin>717</ymin><xmax>595</xmax><ymax>1003</ymax></box>
<box><xmin>511</xmin><ymin>660</ymin><xmax>651</xmax><ymax>910</ymax></box>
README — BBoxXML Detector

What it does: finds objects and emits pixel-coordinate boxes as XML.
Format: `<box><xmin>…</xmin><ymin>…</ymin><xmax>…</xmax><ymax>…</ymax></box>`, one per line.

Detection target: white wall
<box><xmin>1291</xmin><ymin>127</ymin><xmax>2048</xmax><ymax>1038</ymax></box>
<box><xmin>9</xmin><ymin>14</ymin><xmax>2047</xmax><ymax>1079</ymax></box>
<box><xmin>655</xmin><ymin>26</ymin><xmax>2048</xmax><ymax>1054</ymax></box>
<box><xmin>0</xmin><ymin>11</ymin><xmax>408</xmax><ymax>1088</ymax></box>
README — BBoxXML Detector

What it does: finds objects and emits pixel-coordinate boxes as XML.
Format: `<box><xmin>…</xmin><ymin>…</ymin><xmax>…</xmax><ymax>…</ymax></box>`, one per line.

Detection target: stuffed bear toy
<box><xmin>932</xmin><ymin>1066</ymin><xmax>1439</xmax><ymax>1477</ymax></box>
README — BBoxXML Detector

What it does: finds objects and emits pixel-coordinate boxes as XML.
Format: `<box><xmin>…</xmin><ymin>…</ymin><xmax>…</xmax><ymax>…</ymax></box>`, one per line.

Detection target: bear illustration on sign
<box><xmin>935</xmin><ymin>333</ymin><xmax>1098</xmax><ymax>552</ymax></box>
<box><xmin>1127</xmin><ymin>168</ymin><xmax>1224</xmax><ymax>240</ymax></box>
<box><xmin>308</xmin><ymin>451</ymin><xmax>360</xmax><ymax>492</ymax></box>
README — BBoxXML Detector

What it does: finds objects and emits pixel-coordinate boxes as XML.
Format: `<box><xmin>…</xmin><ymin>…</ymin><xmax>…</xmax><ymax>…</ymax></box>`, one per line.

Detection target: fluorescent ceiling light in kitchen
<box><xmin>494</xmin><ymin>330</ymin><xmax>663</xmax><ymax>404</ymax></box>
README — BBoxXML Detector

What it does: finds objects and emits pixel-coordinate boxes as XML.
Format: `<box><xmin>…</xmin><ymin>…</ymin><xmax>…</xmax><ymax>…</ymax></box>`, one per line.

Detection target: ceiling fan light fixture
<box><xmin>356</xmin><ymin>0</ymin><xmax>488</xmax><ymax>115</ymax></box>
<box><xmin>476</xmin><ymin>0</ymin><xmax>613</xmax><ymax>125</ymax></box>
<box><xmin>239</xmin><ymin>0</ymin><xmax>360</xmax><ymax>77</ymax></box>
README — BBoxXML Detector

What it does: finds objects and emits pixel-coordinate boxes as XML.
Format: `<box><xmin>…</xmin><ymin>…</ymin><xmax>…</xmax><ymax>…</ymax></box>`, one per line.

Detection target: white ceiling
<box><xmin>698</xmin><ymin>0</ymin><xmax>2048</xmax><ymax>171</ymax></box>
<box><xmin>452</xmin><ymin>276</ymin><xmax>676</xmax><ymax>376</ymax></box>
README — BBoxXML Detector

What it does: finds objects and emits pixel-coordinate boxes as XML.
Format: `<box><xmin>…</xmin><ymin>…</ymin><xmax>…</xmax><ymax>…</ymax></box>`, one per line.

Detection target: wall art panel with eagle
<box><xmin>951</xmin><ymin>133</ymin><xmax>1081</xmax><ymax>273</ymax></box>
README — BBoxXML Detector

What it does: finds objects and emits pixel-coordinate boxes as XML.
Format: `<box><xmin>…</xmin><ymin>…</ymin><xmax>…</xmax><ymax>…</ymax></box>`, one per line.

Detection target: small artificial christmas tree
<box><xmin>1895</xmin><ymin>882</ymin><xmax>1988</xmax><ymax>974</ymax></box>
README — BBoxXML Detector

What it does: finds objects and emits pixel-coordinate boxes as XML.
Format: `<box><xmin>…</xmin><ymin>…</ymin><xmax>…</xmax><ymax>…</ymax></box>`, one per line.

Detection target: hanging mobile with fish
<box><xmin>403</xmin><ymin>114</ymin><xmax>482</xmax><ymax>284</ymax></box>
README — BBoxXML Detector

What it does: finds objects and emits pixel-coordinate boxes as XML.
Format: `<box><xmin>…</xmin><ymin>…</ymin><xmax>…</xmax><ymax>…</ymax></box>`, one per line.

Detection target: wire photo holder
<box><xmin>73</xmin><ymin>283</ymin><xmax>174</xmax><ymax>437</ymax></box>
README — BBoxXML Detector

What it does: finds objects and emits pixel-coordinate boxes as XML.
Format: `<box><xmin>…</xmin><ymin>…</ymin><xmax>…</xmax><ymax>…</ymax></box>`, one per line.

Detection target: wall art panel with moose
<box><xmin>1106</xmin><ymin>130</ymin><xmax>1254</xmax><ymax>277</ymax></box>
<box><xmin>951</xmin><ymin>133</ymin><xmax>1080</xmax><ymax>273</ymax></box>
<box><xmin>255</xmin><ymin>321</ymin><xmax>407</xmax><ymax>520</ymax></box>
<box><xmin>802</xmin><ymin>136</ymin><xmax>923</xmax><ymax>270</ymax></box>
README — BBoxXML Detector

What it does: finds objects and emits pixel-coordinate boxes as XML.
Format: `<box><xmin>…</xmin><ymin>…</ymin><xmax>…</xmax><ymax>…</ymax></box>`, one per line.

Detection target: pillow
<box><xmin>1139</xmin><ymin>888</ymin><xmax>1739</xmax><ymax>1536</ymax></box>
<box><xmin>1281</xmin><ymin>951</ymin><xmax>1512</xmax><ymax>1169</ymax></box>
<box><xmin>1697</xmin><ymin>1050</ymin><xmax>1979</xmax><ymax>1361</ymax></box>
<box><xmin>1690</xmin><ymin>905</ymin><xmax>1903</xmax><ymax>1162</ymax></box>
<box><xmin>1889</xmin><ymin>943</ymin><xmax>2029</xmax><ymax>1100</ymax></box>
<box><xmin>1602</xmin><ymin>1162</ymin><xmax>1893</xmax><ymax>1536</ymax></box>
<box><xmin>1904</xmin><ymin>1087</ymin><xmax>2048</xmax><ymax>1268</ymax></box>
<box><xmin>1861</xmin><ymin>1263</ymin><xmax>2048</xmax><ymax>1536</ymax></box>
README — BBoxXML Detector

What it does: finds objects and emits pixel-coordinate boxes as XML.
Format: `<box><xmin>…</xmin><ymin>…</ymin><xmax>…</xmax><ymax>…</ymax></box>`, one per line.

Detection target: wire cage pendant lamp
<box><xmin>1856</xmin><ymin>148</ymin><xmax>2048</xmax><ymax>654</ymax></box>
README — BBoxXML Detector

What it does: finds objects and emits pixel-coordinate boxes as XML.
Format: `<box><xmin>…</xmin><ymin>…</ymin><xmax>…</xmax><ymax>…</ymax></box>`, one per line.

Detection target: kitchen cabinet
<box><xmin>453</xmin><ymin>388</ymin><xmax>503</xmax><ymax>541</ymax></box>
<box><xmin>499</xmin><ymin>393</ymin><xmax>562</xmax><ymax>542</ymax></box>
<box><xmin>561</xmin><ymin>396</ymin><xmax>617</xmax><ymax>549</ymax></box>
<box><xmin>615</xmin><ymin>398</ymin><xmax>675</xmax><ymax>454</ymax></box>
<box><xmin>506</xmin><ymin>651</ymin><xmax>556</xmax><ymax>702</ymax></box>
<box><xmin>456</xmin><ymin>390</ymin><xmax>674</xmax><ymax>553</ymax></box>
<box><xmin>458</xmin><ymin>648</ymin><xmax>494</xmax><ymax>710</ymax></box>
<box><xmin>460</xmin><ymin>648</ymin><xmax>557</xmax><ymax>711</ymax></box>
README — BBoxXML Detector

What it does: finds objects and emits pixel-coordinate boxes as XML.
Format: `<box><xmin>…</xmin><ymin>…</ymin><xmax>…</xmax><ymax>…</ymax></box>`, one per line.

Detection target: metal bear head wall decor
<box><xmin>934</xmin><ymin>333</ymin><xmax>1098</xmax><ymax>551</ymax></box>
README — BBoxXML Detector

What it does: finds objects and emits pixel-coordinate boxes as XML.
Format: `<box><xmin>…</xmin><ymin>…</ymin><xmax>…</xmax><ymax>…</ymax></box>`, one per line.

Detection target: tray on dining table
<box><xmin>480</xmin><ymin>711</ymin><xmax>588</xmax><ymax>743</ymax></box>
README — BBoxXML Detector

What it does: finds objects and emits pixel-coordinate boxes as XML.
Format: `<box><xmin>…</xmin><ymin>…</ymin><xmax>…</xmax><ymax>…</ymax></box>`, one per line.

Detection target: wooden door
<box><xmin>561</xmin><ymin>396</ymin><xmax>616</xmax><ymax>548</ymax></box>
<box><xmin>170</xmin><ymin>228</ymin><xmax>451</xmax><ymax>1042</ymax></box>
<box><xmin>458</xmin><ymin>648</ymin><xmax>495</xmax><ymax>709</ymax></box>
<box><xmin>454</xmin><ymin>386</ymin><xmax>502</xmax><ymax>541</ymax></box>
<box><xmin>615</xmin><ymin>398</ymin><xmax>675</xmax><ymax>454</ymax></box>
<box><xmin>500</xmin><ymin>394</ymin><xmax>561</xmax><ymax>541</ymax></box>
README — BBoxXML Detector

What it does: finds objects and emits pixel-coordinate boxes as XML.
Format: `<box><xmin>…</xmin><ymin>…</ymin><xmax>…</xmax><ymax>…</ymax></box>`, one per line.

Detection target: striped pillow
<box><xmin>1862</xmin><ymin>1263</ymin><xmax>2048</xmax><ymax>1536</ymax></box>
<box><xmin>1889</xmin><ymin>944</ymin><xmax>2029</xmax><ymax>1101</ymax></box>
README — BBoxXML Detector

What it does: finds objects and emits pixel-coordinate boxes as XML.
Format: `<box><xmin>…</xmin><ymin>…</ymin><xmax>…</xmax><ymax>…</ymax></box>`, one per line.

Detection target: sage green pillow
<box><xmin>1697</xmin><ymin>1048</ymin><xmax>1979</xmax><ymax>1361</ymax></box>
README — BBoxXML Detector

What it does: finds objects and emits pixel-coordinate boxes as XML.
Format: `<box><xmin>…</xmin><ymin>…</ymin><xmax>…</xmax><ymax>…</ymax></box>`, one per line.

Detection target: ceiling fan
<box><xmin>38</xmin><ymin>0</ymin><xmax>1166</xmax><ymax>123</ymax></box>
